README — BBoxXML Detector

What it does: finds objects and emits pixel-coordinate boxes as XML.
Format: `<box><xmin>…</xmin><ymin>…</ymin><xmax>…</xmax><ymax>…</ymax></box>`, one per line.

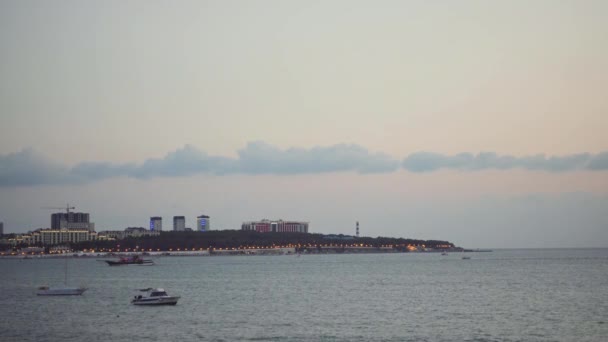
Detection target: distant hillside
<box><xmin>69</xmin><ymin>230</ymin><xmax>455</xmax><ymax>252</ymax></box>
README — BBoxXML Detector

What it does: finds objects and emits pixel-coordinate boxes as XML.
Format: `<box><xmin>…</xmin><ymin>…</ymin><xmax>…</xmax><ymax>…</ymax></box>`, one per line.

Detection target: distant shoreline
<box><xmin>1</xmin><ymin>246</ymin><xmax>496</xmax><ymax>259</ymax></box>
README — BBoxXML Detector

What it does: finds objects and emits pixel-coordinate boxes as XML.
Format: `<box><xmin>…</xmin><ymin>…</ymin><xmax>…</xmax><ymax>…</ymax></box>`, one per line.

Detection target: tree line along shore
<box><xmin>2</xmin><ymin>230</ymin><xmax>458</xmax><ymax>254</ymax></box>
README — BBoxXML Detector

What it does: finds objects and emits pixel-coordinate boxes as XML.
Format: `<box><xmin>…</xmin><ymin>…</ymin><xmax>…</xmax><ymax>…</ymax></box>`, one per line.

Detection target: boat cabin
<box><xmin>149</xmin><ymin>290</ymin><xmax>168</xmax><ymax>297</ymax></box>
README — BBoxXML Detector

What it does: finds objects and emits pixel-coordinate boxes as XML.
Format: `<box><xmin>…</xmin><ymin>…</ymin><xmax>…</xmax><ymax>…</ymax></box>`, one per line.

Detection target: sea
<box><xmin>0</xmin><ymin>249</ymin><xmax>607</xmax><ymax>342</ymax></box>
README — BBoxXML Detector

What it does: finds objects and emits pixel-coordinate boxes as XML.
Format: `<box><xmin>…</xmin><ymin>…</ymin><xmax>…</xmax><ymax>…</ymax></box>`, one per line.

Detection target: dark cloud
<box><xmin>236</xmin><ymin>141</ymin><xmax>399</xmax><ymax>174</ymax></box>
<box><xmin>2</xmin><ymin>146</ymin><xmax>607</xmax><ymax>186</ymax></box>
<box><xmin>0</xmin><ymin>142</ymin><xmax>399</xmax><ymax>186</ymax></box>
<box><xmin>587</xmin><ymin>152</ymin><xmax>608</xmax><ymax>170</ymax></box>
<box><xmin>0</xmin><ymin>148</ymin><xmax>73</xmax><ymax>186</ymax></box>
<box><xmin>403</xmin><ymin>151</ymin><xmax>603</xmax><ymax>172</ymax></box>
<box><xmin>130</xmin><ymin>145</ymin><xmax>236</xmax><ymax>178</ymax></box>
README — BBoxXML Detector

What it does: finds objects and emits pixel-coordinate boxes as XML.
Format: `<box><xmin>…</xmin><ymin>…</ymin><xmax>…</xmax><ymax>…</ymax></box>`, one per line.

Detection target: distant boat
<box><xmin>462</xmin><ymin>256</ymin><xmax>471</xmax><ymax>260</ymax></box>
<box><xmin>37</xmin><ymin>285</ymin><xmax>87</xmax><ymax>296</ymax></box>
<box><xmin>104</xmin><ymin>255</ymin><xmax>154</xmax><ymax>266</ymax></box>
<box><xmin>131</xmin><ymin>288</ymin><xmax>180</xmax><ymax>306</ymax></box>
<box><xmin>37</xmin><ymin>257</ymin><xmax>87</xmax><ymax>296</ymax></box>
<box><xmin>441</xmin><ymin>252</ymin><xmax>448</xmax><ymax>256</ymax></box>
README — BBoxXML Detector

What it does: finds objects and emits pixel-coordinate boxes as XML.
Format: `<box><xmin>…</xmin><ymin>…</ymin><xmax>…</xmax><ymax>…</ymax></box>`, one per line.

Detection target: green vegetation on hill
<box><xmin>69</xmin><ymin>230</ymin><xmax>455</xmax><ymax>252</ymax></box>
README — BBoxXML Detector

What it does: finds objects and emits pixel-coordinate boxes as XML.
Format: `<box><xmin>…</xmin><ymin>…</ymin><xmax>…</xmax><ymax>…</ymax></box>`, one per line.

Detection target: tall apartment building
<box><xmin>51</xmin><ymin>212</ymin><xmax>94</xmax><ymax>231</ymax></box>
<box><xmin>241</xmin><ymin>219</ymin><xmax>308</xmax><ymax>233</ymax></box>
<box><xmin>197</xmin><ymin>215</ymin><xmax>210</xmax><ymax>232</ymax></box>
<box><xmin>6</xmin><ymin>212</ymin><xmax>97</xmax><ymax>246</ymax></box>
<box><xmin>0</xmin><ymin>221</ymin><xmax>3</xmax><ymax>236</ymax></box>
<box><xmin>150</xmin><ymin>217</ymin><xmax>162</xmax><ymax>231</ymax></box>
<box><xmin>173</xmin><ymin>216</ymin><xmax>186</xmax><ymax>231</ymax></box>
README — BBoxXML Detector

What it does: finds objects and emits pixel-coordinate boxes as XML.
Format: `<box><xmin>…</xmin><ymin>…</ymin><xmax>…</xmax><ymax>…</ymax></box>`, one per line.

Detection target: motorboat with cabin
<box><xmin>131</xmin><ymin>288</ymin><xmax>180</xmax><ymax>305</ymax></box>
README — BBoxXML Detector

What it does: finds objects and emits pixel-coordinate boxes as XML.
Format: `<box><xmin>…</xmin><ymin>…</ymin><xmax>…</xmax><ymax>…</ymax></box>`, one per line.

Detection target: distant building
<box><xmin>323</xmin><ymin>234</ymin><xmax>355</xmax><ymax>240</ymax></box>
<box><xmin>21</xmin><ymin>246</ymin><xmax>44</xmax><ymax>254</ymax></box>
<box><xmin>241</xmin><ymin>219</ymin><xmax>308</xmax><ymax>233</ymax></box>
<box><xmin>51</xmin><ymin>212</ymin><xmax>94</xmax><ymax>231</ymax></box>
<box><xmin>173</xmin><ymin>216</ymin><xmax>186</xmax><ymax>231</ymax></box>
<box><xmin>197</xmin><ymin>215</ymin><xmax>210</xmax><ymax>232</ymax></box>
<box><xmin>150</xmin><ymin>217</ymin><xmax>162</xmax><ymax>231</ymax></box>
<box><xmin>16</xmin><ymin>228</ymin><xmax>98</xmax><ymax>245</ymax></box>
<box><xmin>4</xmin><ymin>210</ymin><xmax>98</xmax><ymax>245</ymax></box>
<box><xmin>0</xmin><ymin>221</ymin><xmax>3</xmax><ymax>236</ymax></box>
<box><xmin>98</xmin><ymin>227</ymin><xmax>160</xmax><ymax>240</ymax></box>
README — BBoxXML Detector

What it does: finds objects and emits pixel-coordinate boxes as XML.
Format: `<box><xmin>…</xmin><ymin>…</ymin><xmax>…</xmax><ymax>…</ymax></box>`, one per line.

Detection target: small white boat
<box><xmin>132</xmin><ymin>288</ymin><xmax>180</xmax><ymax>306</ymax></box>
<box><xmin>37</xmin><ymin>257</ymin><xmax>86</xmax><ymax>296</ymax></box>
<box><xmin>37</xmin><ymin>285</ymin><xmax>87</xmax><ymax>296</ymax></box>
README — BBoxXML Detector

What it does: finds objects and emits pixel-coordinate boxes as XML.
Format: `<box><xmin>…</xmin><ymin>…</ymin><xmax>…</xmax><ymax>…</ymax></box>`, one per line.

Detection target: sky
<box><xmin>1</xmin><ymin>0</ymin><xmax>607</xmax><ymax>248</ymax></box>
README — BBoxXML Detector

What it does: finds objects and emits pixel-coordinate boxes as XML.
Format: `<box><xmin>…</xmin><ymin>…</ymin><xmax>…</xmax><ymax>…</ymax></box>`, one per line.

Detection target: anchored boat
<box><xmin>37</xmin><ymin>286</ymin><xmax>87</xmax><ymax>296</ymax></box>
<box><xmin>131</xmin><ymin>288</ymin><xmax>180</xmax><ymax>306</ymax></box>
<box><xmin>37</xmin><ymin>257</ymin><xmax>87</xmax><ymax>296</ymax></box>
<box><xmin>104</xmin><ymin>255</ymin><xmax>154</xmax><ymax>266</ymax></box>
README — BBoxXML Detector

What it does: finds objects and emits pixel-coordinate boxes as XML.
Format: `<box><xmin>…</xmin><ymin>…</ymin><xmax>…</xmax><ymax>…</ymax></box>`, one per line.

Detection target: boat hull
<box><xmin>132</xmin><ymin>296</ymin><xmax>180</xmax><ymax>305</ymax></box>
<box><xmin>37</xmin><ymin>287</ymin><xmax>87</xmax><ymax>296</ymax></box>
<box><xmin>105</xmin><ymin>260</ymin><xmax>154</xmax><ymax>266</ymax></box>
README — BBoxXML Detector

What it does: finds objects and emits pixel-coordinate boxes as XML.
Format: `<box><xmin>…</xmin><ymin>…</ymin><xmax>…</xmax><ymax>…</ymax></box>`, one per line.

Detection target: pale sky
<box><xmin>1</xmin><ymin>0</ymin><xmax>607</xmax><ymax>248</ymax></box>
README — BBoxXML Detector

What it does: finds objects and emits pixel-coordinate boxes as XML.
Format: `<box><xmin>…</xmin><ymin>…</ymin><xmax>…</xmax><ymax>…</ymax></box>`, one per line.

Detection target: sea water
<box><xmin>0</xmin><ymin>249</ymin><xmax>607</xmax><ymax>341</ymax></box>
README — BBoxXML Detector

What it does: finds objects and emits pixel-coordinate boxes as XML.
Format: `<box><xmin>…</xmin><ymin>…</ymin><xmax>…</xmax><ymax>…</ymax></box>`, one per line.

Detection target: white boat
<box><xmin>132</xmin><ymin>288</ymin><xmax>180</xmax><ymax>306</ymax></box>
<box><xmin>37</xmin><ymin>286</ymin><xmax>87</xmax><ymax>296</ymax></box>
<box><xmin>37</xmin><ymin>256</ymin><xmax>87</xmax><ymax>296</ymax></box>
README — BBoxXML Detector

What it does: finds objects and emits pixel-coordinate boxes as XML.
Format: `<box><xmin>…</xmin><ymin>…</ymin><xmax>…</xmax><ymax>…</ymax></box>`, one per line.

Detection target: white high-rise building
<box><xmin>173</xmin><ymin>216</ymin><xmax>186</xmax><ymax>231</ymax></box>
<box><xmin>150</xmin><ymin>217</ymin><xmax>162</xmax><ymax>231</ymax></box>
<box><xmin>197</xmin><ymin>215</ymin><xmax>210</xmax><ymax>232</ymax></box>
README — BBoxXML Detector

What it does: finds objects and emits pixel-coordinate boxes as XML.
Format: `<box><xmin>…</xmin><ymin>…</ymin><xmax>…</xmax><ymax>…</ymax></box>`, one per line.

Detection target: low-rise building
<box><xmin>241</xmin><ymin>219</ymin><xmax>309</xmax><ymax>233</ymax></box>
<box><xmin>10</xmin><ymin>228</ymin><xmax>98</xmax><ymax>245</ymax></box>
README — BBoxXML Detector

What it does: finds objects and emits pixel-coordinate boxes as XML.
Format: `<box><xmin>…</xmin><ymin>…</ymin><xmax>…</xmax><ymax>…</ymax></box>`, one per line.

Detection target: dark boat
<box><xmin>104</xmin><ymin>255</ymin><xmax>154</xmax><ymax>266</ymax></box>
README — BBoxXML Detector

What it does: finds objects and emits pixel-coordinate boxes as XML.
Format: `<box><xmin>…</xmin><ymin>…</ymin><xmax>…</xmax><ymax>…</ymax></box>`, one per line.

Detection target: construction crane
<box><xmin>41</xmin><ymin>204</ymin><xmax>76</xmax><ymax>213</ymax></box>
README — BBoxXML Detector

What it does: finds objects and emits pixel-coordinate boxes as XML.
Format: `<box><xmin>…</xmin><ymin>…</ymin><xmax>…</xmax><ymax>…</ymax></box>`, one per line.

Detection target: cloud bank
<box><xmin>1</xmin><ymin>143</ymin><xmax>607</xmax><ymax>187</ymax></box>
<box><xmin>0</xmin><ymin>142</ymin><xmax>399</xmax><ymax>187</ymax></box>
<box><xmin>402</xmin><ymin>152</ymin><xmax>608</xmax><ymax>172</ymax></box>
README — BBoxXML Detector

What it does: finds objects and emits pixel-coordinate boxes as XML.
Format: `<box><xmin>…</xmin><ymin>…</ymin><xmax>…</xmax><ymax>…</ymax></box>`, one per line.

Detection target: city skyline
<box><xmin>1</xmin><ymin>1</ymin><xmax>607</xmax><ymax>248</ymax></box>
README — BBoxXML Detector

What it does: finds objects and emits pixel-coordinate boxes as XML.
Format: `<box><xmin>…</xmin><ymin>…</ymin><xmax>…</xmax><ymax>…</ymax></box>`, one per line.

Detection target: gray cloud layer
<box><xmin>1</xmin><ymin>144</ymin><xmax>607</xmax><ymax>187</ymax></box>
<box><xmin>0</xmin><ymin>142</ymin><xmax>399</xmax><ymax>187</ymax></box>
<box><xmin>237</xmin><ymin>142</ymin><xmax>399</xmax><ymax>174</ymax></box>
<box><xmin>403</xmin><ymin>151</ymin><xmax>608</xmax><ymax>172</ymax></box>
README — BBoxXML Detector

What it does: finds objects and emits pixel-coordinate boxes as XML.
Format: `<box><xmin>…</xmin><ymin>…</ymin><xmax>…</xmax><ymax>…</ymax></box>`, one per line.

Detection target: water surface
<box><xmin>1</xmin><ymin>249</ymin><xmax>607</xmax><ymax>341</ymax></box>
